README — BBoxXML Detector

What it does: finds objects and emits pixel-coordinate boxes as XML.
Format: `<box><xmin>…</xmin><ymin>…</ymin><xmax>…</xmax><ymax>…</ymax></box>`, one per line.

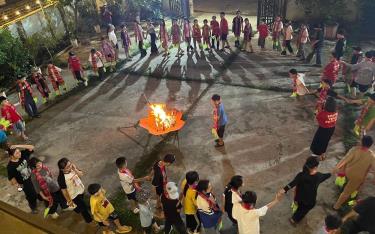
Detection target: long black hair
<box><xmin>224</xmin><ymin>175</ymin><xmax>243</xmax><ymax>194</ymax></box>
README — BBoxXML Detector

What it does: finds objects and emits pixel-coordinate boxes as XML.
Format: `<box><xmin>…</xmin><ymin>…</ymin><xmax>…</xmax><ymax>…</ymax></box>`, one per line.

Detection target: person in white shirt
<box><xmin>296</xmin><ymin>24</ymin><xmax>309</xmax><ymax>60</ymax></box>
<box><xmin>107</xmin><ymin>24</ymin><xmax>119</xmax><ymax>60</ymax></box>
<box><xmin>232</xmin><ymin>190</ymin><xmax>283</xmax><ymax>234</ymax></box>
<box><xmin>281</xmin><ymin>21</ymin><xmax>294</xmax><ymax>55</ymax></box>
<box><xmin>88</xmin><ymin>48</ymin><xmax>105</xmax><ymax>80</ymax></box>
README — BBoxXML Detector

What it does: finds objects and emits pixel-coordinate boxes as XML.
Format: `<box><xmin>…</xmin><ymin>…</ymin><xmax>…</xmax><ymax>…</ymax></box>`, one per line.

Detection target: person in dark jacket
<box><xmin>334</xmin><ymin>30</ymin><xmax>346</xmax><ymax>60</ymax></box>
<box><xmin>280</xmin><ymin>156</ymin><xmax>331</xmax><ymax>225</ymax></box>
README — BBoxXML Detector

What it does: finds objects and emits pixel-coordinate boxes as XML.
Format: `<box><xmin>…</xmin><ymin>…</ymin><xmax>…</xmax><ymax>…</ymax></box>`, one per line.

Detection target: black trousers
<box><xmin>285</xmin><ymin>40</ymin><xmax>293</xmax><ymax>53</ymax></box>
<box><xmin>73</xmin><ymin>194</ymin><xmax>92</xmax><ymax>223</ymax></box>
<box><xmin>98</xmin><ymin>67</ymin><xmax>105</xmax><ymax>80</ymax></box>
<box><xmin>139</xmin><ymin>41</ymin><xmax>147</xmax><ymax>57</ymax></box>
<box><xmin>186</xmin><ymin>214</ymin><xmax>201</xmax><ymax>232</ymax></box>
<box><xmin>74</xmin><ymin>71</ymin><xmax>85</xmax><ymax>82</ymax></box>
<box><xmin>23</xmin><ymin>178</ymin><xmax>38</xmax><ymax>211</ymax></box>
<box><xmin>165</xmin><ymin>217</ymin><xmax>187</xmax><ymax>234</ymax></box>
<box><xmin>150</xmin><ymin>33</ymin><xmax>158</xmax><ymax>53</ymax></box>
<box><xmin>292</xmin><ymin>202</ymin><xmax>315</xmax><ymax>223</ymax></box>
<box><xmin>48</xmin><ymin>190</ymin><xmax>68</xmax><ymax>214</ymax></box>
<box><xmin>24</xmin><ymin>96</ymin><xmax>38</xmax><ymax>117</ymax></box>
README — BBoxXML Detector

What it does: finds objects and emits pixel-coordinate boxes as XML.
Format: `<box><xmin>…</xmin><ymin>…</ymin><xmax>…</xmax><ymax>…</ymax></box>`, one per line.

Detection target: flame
<box><xmin>150</xmin><ymin>104</ymin><xmax>176</xmax><ymax>130</ymax></box>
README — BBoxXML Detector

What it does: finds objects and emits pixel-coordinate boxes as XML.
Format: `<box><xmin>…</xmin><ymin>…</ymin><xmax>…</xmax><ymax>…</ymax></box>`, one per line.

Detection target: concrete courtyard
<box><xmin>1</xmin><ymin>14</ymin><xmax>375</xmax><ymax>234</ymax></box>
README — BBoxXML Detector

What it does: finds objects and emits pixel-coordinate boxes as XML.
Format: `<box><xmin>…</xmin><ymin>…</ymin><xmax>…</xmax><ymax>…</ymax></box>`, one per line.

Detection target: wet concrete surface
<box><xmin>1</xmin><ymin>29</ymin><xmax>374</xmax><ymax>234</ymax></box>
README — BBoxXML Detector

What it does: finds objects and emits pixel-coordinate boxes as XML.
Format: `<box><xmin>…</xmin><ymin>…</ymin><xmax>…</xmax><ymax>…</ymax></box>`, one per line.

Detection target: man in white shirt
<box><xmin>232</xmin><ymin>191</ymin><xmax>283</xmax><ymax>234</ymax></box>
<box><xmin>281</xmin><ymin>21</ymin><xmax>294</xmax><ymax>55</ymax></box>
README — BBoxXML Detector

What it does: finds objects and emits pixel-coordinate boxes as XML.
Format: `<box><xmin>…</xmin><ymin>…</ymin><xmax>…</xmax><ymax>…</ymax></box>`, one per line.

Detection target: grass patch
<box><xmin>0</xmin><ymin>163</ymin><xmax>7</xmax><ymax>177</ymax></box>
<box><xmin>111</xmin><ymin>190</ymin><xmax>142</xmax><ymax>231</ymax></box>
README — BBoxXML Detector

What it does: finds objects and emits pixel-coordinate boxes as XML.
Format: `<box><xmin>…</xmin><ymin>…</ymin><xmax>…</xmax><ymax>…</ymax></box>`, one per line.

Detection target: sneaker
<box><xmin>63</xmin><ymin>206</ymin><xmax>76</xmax><ymax>211</ymax></box>
<box><xmin>43</xmin><ymin>207</ymin><xmax>50</xmax><ymax>218</ymax></box>
<box><xmin>116</xmin><ymin>226</ymin><xmax>132</xmax><ymax>233</ymax></box>
<box><xmin>133</xmin><ymin>207</ymin><xmax>139</xmax><ymax>214</ymax></box>
<box><xmin>50</xmin><ymin>212</ymin><xmax>59</xmax><ymax>219</ymax></box>
<box><xmin>84</xmin><ymin>80</ymin><xmax>88</xmax><ymax>86</ymax></box>
<box><xmin>290</xmin><ymin>92</ymin><xmax>298</xmax><ymax>97</ymax></box>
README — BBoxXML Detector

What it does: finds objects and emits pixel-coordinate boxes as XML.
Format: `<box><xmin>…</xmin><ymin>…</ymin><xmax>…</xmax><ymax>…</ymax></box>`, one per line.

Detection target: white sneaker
<box><xmin>63</xmin><ymin>206</ymin><xmax>76</xmax><ymax>211</ymax></box>
<box><xmin>50</xmin><ymin>213</ymin><xmax>59</xmax><ymax>219</ymax></box>
<box><xmin>133</xmin><ymin>207</ymin><xmax>139</xmax><ymax>214</ymax></box>
<box><xmin>84</xmin><ymin>80</ymin><xmax>88</xmax><ymax>86</ymax></box>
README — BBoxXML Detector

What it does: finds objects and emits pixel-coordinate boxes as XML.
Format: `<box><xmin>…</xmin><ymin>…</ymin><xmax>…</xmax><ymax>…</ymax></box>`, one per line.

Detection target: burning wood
<box><xmin>139</xmin><ymin>103</ymin><xmax>185</xmax><ymax>135</ymax></box>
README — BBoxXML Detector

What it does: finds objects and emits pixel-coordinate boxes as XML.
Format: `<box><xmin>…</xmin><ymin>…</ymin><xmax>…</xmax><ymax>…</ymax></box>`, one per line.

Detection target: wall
<box><xmin>286</xmin><ymin>0</ymin><xmax>359</xmax><ymax>22</ymax></box>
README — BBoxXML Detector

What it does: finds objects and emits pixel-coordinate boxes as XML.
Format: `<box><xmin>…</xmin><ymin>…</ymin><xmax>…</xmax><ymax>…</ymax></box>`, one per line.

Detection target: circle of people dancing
<box><xmin>3</xmin><ymin>9</ymin><xmax>375</xmax><ymax>234</ymax></box>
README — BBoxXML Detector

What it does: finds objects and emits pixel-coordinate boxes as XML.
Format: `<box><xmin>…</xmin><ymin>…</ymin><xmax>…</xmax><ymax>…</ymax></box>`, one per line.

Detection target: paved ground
<box><xmin>1</xmin><ymin>13</ymin><xmax>375</xmax><ymax>234</ymax></box>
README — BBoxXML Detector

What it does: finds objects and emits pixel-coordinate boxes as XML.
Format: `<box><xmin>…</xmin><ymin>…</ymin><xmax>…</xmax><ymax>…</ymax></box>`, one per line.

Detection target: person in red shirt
<box><xmin>310</xmin><ymin>97</ymin><xmax>338</xmax><ymax>161</ymax></box>
<box><xmin>68</xmin><ymin>52</ymin><xmax>88</xmax><ymax>87</ymax></box>
<box><xmin>192</xmin><ymin>19</ymin><xmax>202</xmax><ymax>52</ymax></box>
<box><xmin>0</xmin><ymin>96</ymin><xmax>27</xmax><ymax>140</ymax></box>
<box><xmin>322</xmin><ymin>52</ymin><xmax>341</xmax><ymax>85</ymax></box>
<box><xmin>210</xmin><ymin>16</ymin><xmax>220</xmax><ymax>50</ymax></box>
<box><xmin>220</xmin><ymin>12</ymin><xmax>230</xmax><ymax>51</ymax></box>
<box><xmin>202</xmin><ymin>19</ymin><xmax>212</xmax><ymax>51</ymax></box>
<box><xmin>257</xmin><ymin>19</ymin><xmax>269</xmax><ymax>50</ymax></box>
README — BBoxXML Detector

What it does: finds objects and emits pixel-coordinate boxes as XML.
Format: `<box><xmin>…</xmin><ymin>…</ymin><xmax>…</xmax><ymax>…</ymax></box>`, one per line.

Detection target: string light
<box><xmin>25</xmin><ymin>5</ymin><xmax>31</xmax><ymax>10</ymax></box>
<box><xmin>15</xmin><ymin>10</ymin><xmax>20</xmax><ymax>15</ymax></box>
<box><xmin>3</xmin><ymin>15</ymin><xmax>8</xmax><ymax>20</ymax></box>
<box><xmin>36</xmin><ymin>0</ymin><xmax>41</xmax><ymax>4</ymax></box>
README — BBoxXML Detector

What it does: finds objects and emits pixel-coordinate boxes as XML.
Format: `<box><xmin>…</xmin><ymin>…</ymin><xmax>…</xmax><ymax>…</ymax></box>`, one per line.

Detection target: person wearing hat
<box><xmin>88</xmin><ymin>48</ymin><xmax>105</xmax><ymax>81</ymax></box>
<box><xmin>0</xmin><ymin>96</ymin><xmax>28</xmax><ymax>140</ymax></box>
<box><xmin>280</xmin><ymin>156</ymin><xmax>331</xmax><ymax>225</ymax></box>
<box><xmin>88</xmin><ymin>183</ymin><xmax>132</xmax><ymax>234</ymax></box>
<box><xmin>16</xmin><ymin>75</ymin><xmax>40</xmax><ymax>118</ymax></box>
<box><xmin>332</xmin><ymin>135</ymin><xmax>375</xmax><ymax>210</ymax></box>
<box><xmin>347</xmin><ymin>93</ymin><xmax>375</xmax><ymax>136</ymax></box>
<box><xmin>341</xmin><ymin>51</ymin><xmax>375</xmax><ymax>98</ymax></box>
<box><xmin>47</xmin><ymin>63</ymin><xmax>66</xmax><ymax>96</ymax></box>
<box><xmin>151</xmin><ymin>154</ymin><xmax>176</xmax><ymax>209</ymax></box>
<box><xmin>161</xmin><ymin>182</ymin><xmax>187</xmax><ymax>234</ymax></box>
<box><xmin>31</xmin><ymin>67</ymin><xmax>50</xmax><ymax>103</ymax></box>
<box><xmin>68</xmin><ymin>52</ymin><xmax>87</xmax><ymax>86</ymax></box>
<box><xmin>232</xmin><ymin>10</ymin><xmax>243</xmax><ymax>48</ymax></box>
<box><xmin>232</xmin><ymin>190</ymin><xmax>283</xmax><ymax>234</ymax></box>
<box><xmin>305</xmin><ymin>23</ymin><xmax>324</xmax><ymax>67</ymax></box>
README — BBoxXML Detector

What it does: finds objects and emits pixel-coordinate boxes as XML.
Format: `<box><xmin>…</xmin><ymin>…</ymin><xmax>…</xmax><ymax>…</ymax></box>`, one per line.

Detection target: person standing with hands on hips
<box><xmin>211</xmin><ymin>94</ymin><xmax>227</xmax><ymax>147</ymax></box>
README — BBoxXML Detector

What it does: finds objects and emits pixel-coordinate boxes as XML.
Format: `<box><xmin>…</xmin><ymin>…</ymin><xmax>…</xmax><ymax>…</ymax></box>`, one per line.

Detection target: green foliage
<box><xmin>24</xmin><ymin>28</ymin><xmax>59</xmax><ymax>65</ymax></box>
<box><xmin>295</xmin><ymin>0</ymin><xmax>350</xmax><ymax>22</ymax></box>
<box><xmin>126</xmin><ymin>0</ymin><xmax>162</xmax><ymax>20</ymax></box>
<box><xmin>0</xmin><ymin>29</ymin><xmax>32</xmax><ymax>86</ymax></box>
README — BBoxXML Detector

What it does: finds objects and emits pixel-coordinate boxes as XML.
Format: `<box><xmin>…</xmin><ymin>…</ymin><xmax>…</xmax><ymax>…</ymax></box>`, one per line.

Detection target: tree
<box><xmin>0</xmin><ymin>29</ymin><xmax>32</xmax><ymax>87</ymax></box>
<box><xmin>59</xmin><ymin>0</ymin><xmax>81</xmax><ymax>37</ymax></box>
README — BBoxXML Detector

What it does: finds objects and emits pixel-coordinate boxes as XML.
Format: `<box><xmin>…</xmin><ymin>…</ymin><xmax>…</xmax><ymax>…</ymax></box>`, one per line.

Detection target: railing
<box><xmin>0</xmin><ymin>200</ymin><xmax>74</xmax><ymax>234</ymax></box>
<box><xmin>0</xmin><ymin>0</ymin><xmax>58</xmax><ymax>28</ymax></box>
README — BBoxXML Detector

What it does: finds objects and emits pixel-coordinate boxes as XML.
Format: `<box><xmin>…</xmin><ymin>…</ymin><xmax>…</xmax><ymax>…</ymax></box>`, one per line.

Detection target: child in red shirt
<box><xmin>310</xmin><ymin>97</ymin><xmax>338</xmax><ymax>161</ymax></box>
<box><xmin>68</xmin><ymin>52</ymin><xmax>87</xmax><ymax>87</ymax></box>
<box><xmin>192</xmin><ymin>19</ymin><xmax>202</xmax><ymax>52</ymax></box>
<box><xmin>257</xmin><ymin>19</ymin><xmax>269</xmax><ymax>50</ymax></box>
<box><xmin>202</xmin><ymin>19</ymin><xmax>212</xmax><ymax>51</ymax></box>
<box><xmin>322</xmin><ymin>52</ymin><xmax>341</xmax><ymax>85</ymax></box>
<box><xmin>0</xmin><ymin>97</ymin><xmax>27</xmax><ymax>140</ymax></box>
<box><xmin>210</xmin><ymin>16</ymin><xmax>220</xmax><ymax>50</ymax></box>
<box><xmin>220</xmin><ymin>12</ymin><xmax>230</xmax><ymax>51</ymax></box>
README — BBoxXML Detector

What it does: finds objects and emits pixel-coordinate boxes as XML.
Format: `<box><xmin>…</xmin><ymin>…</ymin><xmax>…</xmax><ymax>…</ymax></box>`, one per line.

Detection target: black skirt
<box><xmin>310</xmin><ymin>126</ymin><xmax>335</xmax><ymax>155</ymax></box>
